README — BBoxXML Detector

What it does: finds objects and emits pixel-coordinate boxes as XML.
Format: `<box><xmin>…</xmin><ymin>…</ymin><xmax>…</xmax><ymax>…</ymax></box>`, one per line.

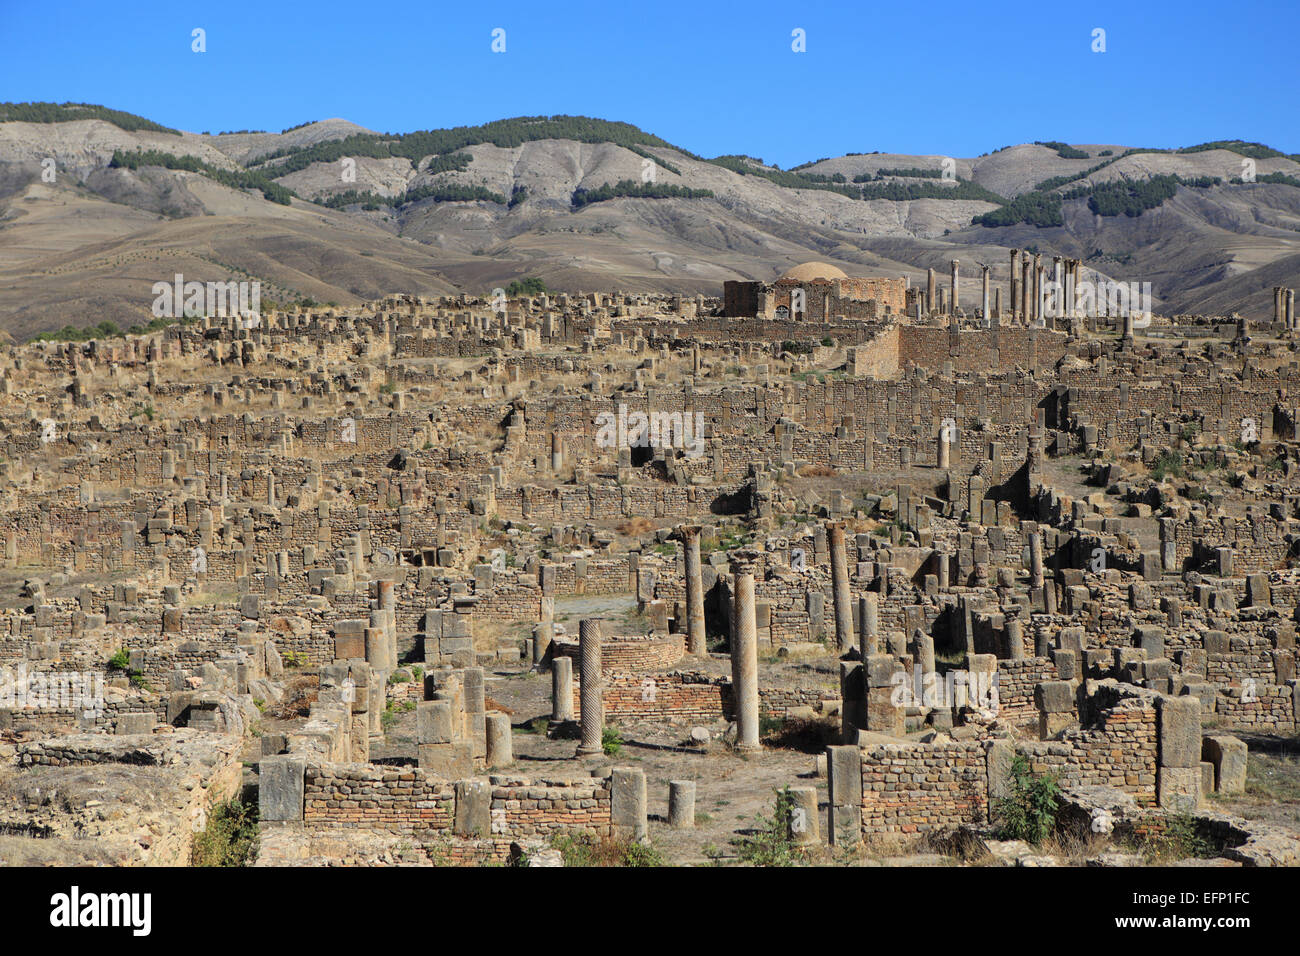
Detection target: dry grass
<box><xmin>1038</xmin><ymin>828</ymin><xmax>1115</xmax><ymax>865</ymax></box>
<box><xmin>616</xmin><ymin>518</ymin><xmax>654</xmax><ymax>535</ymax></box>
<box><xmin>796</xmin><ymin>464</ymin><xmax>838</xmax><ymax>477</ymax></box>
<box><xmin>271</xmin><ymin>676</ymin><xmax>318</xmax><ymax>720</ymax></box>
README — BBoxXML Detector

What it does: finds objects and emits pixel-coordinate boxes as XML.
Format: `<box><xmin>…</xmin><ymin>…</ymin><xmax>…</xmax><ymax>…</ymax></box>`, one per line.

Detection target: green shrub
<box><xmin>571</xmin><ymin>179</ymin><xmax>714</xmax><ymax>208</ymax></box>
<box><xmin>732</xmin><ymin>787</ymin><xmax>804</xmax><ymax>866</ymax></box>
<box><xmin>993</xmin><ymin>754</ymin><xmax>1060</xmax><ymax>844</ymax></box>
<box><xmin>551</xmin><ymin>831</ymin><xmax>662</xmax><ymax>866</ymax></box>
<box><xmin>505</xmin><ymin>276</ymin><xmax>547</xmax><ymax>297</ymax></box>
<box><xmin>601</xmin><ymin>726</ymin><xmax>622</xmax><ymax>755</ymax></box>
<box><xmin>191</xmin><ymin>796</ymin><xmax>259</xmax><ymax>866</ymax></box>
<box><xmin>1150</xmin><ymin>451</ymin><xmax>1185</xmax><ymax>482</ymax></box>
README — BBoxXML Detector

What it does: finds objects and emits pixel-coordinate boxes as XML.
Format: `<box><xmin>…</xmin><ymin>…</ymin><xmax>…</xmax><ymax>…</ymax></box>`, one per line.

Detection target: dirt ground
<box><xmin>1211</xmin><ymin>732</ymin><xmax>1300</xmax><ymax>830</ymax></box>
<box><xmin>375</xmin><ymin>654</ymin><xmax>836</xmax><ymax>864</ymax></box>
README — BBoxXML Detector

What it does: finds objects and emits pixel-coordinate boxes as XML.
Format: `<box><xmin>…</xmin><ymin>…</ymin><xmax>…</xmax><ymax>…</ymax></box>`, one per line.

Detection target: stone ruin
<box><xmin>0</xmin><ymin>281</ymin><xmax>1298</xmax><ymax>868</ymax></box>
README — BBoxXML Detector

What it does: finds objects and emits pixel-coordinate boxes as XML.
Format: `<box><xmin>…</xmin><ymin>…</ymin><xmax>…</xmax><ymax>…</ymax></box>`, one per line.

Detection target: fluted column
<box><xmin>576</xmin><ymin>619</ymin><xmax>604</xmax><ymax>755</ymax></box>
<box><xmin>950</xmin><ymin>259</ymin><xmax>960</xmax><ymax>315</ymax></box>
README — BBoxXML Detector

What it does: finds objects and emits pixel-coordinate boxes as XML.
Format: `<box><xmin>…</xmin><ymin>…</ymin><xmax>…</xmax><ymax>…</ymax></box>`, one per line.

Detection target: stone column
<box><xmin>1029</xmin><ymin>531</ymin><xmax>1045</xmax><ymax>589</ymax></box>
<box><xmin>1021</xmin><ymin>257</ymin><xmax>1032</xmax><ymax>325</ymax></box>
<box><xmin>1068</xmin><ymin>260</ymin><xmax>1079</xmax><ymax>320</ymax></box>
<box><xmin>1033</xmin><ymin>253</ymin><xmax>1043</xmax><ymax>324</ymax></box>
<box><xmin>789</xmin><ymin>786</ymin><xmax>819</xmax><ymax>844</ymax></box>
<box><xmin>858</xmin><ymin>593</ymin><xmax>878</xmax><ymax>657</ymax></box>
<box><xmin>1009</xmin><ymin>249</ymin><xmax>1020</xmax><ymax>321</ymax></box>
<box><xmin>926</xmin><ymin>268</ymin><xmax>936</xmax><ymax>314</ymax></box>
<box><xmin>576</xmin><ymin>619</ymin><xmax>604</xmax><ymax>755</ymax></box>
<box><xmin>730</xmin><ymin>568</ymin><xmax>760</xmax><ymax>750</ymax></box>
<box><xmin>669</xmin><ymin>781</ymin><xmax>695</xmax><ymax>829</ymax></box>
<box><xmin>1288</xmin><ymin>289</ymin><xmax>1296</xmax><ymax>330</ymax></box>
<box><xmin>485</xmin><ymin>712</ymin><xmax>513</xmax><ymax>768</ymax></box>
<box><xmin>533</xmin><ymin>596</ymin><xmax>554</xmax><ymax>665</ymax></box>
<box><xmin>679</xmin><ymin>525</ymin><xmax>706</xmax><ymax>655</ymax></box>
<box><xmin>611</xmin><ymin>767</ymin><xmax>648</xmax><ymax>841</ymax></box>
<box><xmin>827</xmin><ymin>522</ymin><xmax>853</xmax><ymax>653</ymax></box>
<box><xmin>937</xmin><ymin>429</ymin><xmax>951</xmax><ymax>469</ymax></box>
<box><xmin>1053</xmin><ymin>257</ymin><xmax>1063</xmax><ymax>319</ymax></box>
<box><xmin>950</xmin><ymin>259</ymin><xmax>959</xmax><ymax>315</ymax></box>
<box><xmin>1006</xmin><ymin>618</ymin><xmax>1026</xmax><ymax>660</ymax></box>
<box><xmin>981</xmin><ymin>264</ymin><xmax>990</xmax><ymax>321</ymax></box>
<box><xmin>1275</xmin><ymin>287</ymin><xmax>1283</xmax><ymax>325</ymax></box>
<box><xmin>551</xmin><ymin>655</ymin><xmax>574</xmax><ymax>723</ymax></box>
<box><xmin>464</xmin><ymin>667</ymin><xmax>487</xmax><ymax>759</ymax></box>
<box><xmin>550</xmin><ymin>432</ymin><xmax>563</xmax><ymax>473</ymax></box>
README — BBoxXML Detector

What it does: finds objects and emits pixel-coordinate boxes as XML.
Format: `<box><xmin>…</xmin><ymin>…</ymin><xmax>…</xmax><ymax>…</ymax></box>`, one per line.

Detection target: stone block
<box><xmin>454</xmin><ymin>780</ymin><xmax>491</xmax><ymax>837</ymax></box>
<box><xmin>259</xmin><ymin>756</ymin><xmax>305</xmax><ymax>822</ymax></box>
<box><xmin>1157</xmin><ymin>766</ymin><xmax>1203</xmax><ymax>812</ymax></box>
<box><xmin>1034</xmin><ymin>680</ymin><xmax>1074</xmax><ymax>714</ymax></box>
<box><xmin>611</xmin><ymin>767</ymin><xmax>647</xmax><ymax>841</ymax></box>
<box><xmin>1157</xmin><ymin>695</ymin><xmax>1203</xmax><ymax>769</ymax></box>
<box><xmin>1202</xmin><ymin>735</ymin><xmax>1247</xmax><ymax>794</ymax></box>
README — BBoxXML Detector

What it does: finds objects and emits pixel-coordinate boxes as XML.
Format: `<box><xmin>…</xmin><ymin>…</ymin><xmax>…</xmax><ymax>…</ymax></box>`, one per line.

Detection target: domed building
<box><xmin>723</xmin><ymin>261</ymin><xmax>907</xmax><ymax>320</ymax></box>
<box><xmin>777</xmin><ymin>261</ymin><xmax>849</xmax><ymax>283</ymax></box>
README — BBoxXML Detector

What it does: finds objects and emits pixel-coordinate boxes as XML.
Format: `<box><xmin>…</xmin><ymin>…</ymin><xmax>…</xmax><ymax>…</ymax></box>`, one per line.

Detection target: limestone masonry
<box><xmin>1</xmin><ymin>268</ymin><xmax>1298</xmax><ymax>869</ymax></box>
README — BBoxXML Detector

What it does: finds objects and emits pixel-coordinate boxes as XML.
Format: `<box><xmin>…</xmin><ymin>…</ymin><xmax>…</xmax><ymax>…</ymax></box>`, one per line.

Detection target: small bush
<box><xmin>601</xmin><ymin>726</ymin><xmax>623</xmax><ymax>755</ymax></box>
<box><xmin>732</xmin><ymin>787</ymin><xmax>804</xmax><ymax>866</ymax></box>
<box><xmin>191</xmin><ymin>796</ymin><xmax>259</xmax><ymax>866</ymax></box>
<box><xmin>1143</xmin><ymin>814</ymin><xmax>1216</xmax><ymax>861</ymax></box>
<box><xmin>994</xmin><ymin>755</ymin><xmax>1060</xmax><ymax>844</ymax></box>
<box><xmin>551</xmin><ymin>831</ymin><xmax>662</xmax><ymax>866</ymax></box>
<box><xmin>1150</xmin><ymin>451</ymin><xmax>1185</xmax><ymax>482</ymax></box>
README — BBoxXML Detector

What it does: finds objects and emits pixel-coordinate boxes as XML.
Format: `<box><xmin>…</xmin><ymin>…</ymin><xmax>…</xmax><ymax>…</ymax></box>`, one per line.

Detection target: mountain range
<box><xmin>2</xmin><ymin>103</ymin><xmax>1299</xmax><ymax>340</ymax></box>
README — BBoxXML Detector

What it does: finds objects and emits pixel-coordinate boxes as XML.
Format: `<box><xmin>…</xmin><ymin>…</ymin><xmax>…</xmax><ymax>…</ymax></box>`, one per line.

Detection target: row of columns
<box><xmin>1008</xmin><ymin>249</ymin><xmax>1086</xmax><ymax>323</ymax></box>
<box><xmin>1275</xmin><ymin>287</ymin><xmax>1296</xmax><ymax>328</ymax></box>
<box><xmin>566</xmin><ymin>569</ymin><xmax>762</xmax><ymax>756</ymax></box>
<box><xmin>562</xmin><ymin>522</ymin><xmax>1051</xmax><ymax>761</ymax></box>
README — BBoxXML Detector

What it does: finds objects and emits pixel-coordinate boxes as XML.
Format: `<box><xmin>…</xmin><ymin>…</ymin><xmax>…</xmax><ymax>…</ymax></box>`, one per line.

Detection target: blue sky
<box><xmin>2</xmin><ymin>0</ymin><xmax>1296</xmax><ymax>167</ymax></box>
